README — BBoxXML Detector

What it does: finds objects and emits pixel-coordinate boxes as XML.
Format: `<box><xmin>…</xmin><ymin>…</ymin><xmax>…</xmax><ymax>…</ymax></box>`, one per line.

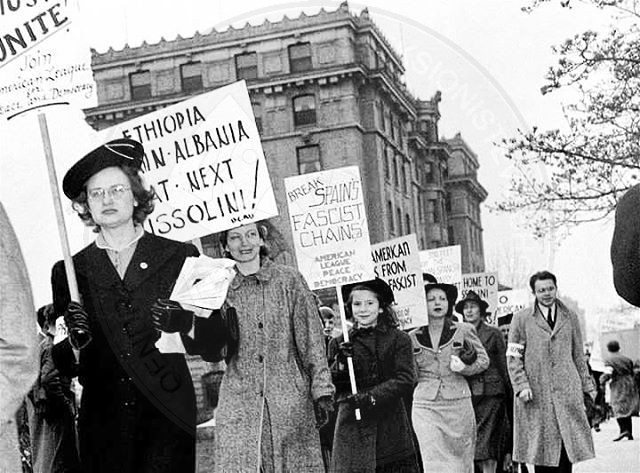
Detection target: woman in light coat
<box><xmin>201</xmin><ymin>221</ymin><xmax>335</xmax><ymax>473</ymax></box>
<box><xmin>410</xmin><ymin>282</ymin><xmax>489</xmax><ymax>473</ymax></box>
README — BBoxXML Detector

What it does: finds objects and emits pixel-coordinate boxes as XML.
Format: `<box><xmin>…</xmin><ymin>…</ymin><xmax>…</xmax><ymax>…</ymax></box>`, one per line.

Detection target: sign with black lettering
<box><xmin>496</xmin><ymin>289</ymin><xmax>529</xmax><ymax>321</ymax></box>
<box><xmin>284</xmin><ymin>166</ymin><xmax>374</xmax><ymax>289</ymax></box>
<box><xmin>461</xmin><ymin>271</ymin><xmax>498</xmax><ymax>324</ymax></box>
<box><xmin>372</xmin><ymin>234</ymin><xmax>428</xmax><ymax>329</ymax></box>
<box><xmin>97</xmin><ymin>80</ymin><xmax>278</xmax><ymax>241</ymax></box>
<box><xmin>0</xmin><ymin>0</ymin><xmax>96</xmax><ymax>119</ymax></box>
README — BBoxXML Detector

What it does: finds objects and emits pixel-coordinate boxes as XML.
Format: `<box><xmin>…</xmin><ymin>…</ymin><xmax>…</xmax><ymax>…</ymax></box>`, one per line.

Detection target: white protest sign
<box><xmin>419</xmin><ymin>245</ymin><xmax>462</xmax><ymax>289</ymax></box>
<box><xmin>461</xmin><ymin>272</ymin><xmax>498</xmax><ymax>324</ymax></box>
<box><xmin>97</xmin><ymin>80</ymin><xmax>278</xmax><ymax>241</ymax></box>
<box><xmin>495</xmin><ymin>289</ymin><xmax>530</xmax><ymax>321</ymax></box>
<box><xmin>0</xmin><ymin>0</ymin><xmax>97</xmax><ymax>120</ymax></box>
<box><xmin>284</xmin><ymin>165</ymin><xmax>374</xmax><ymax>290</ymax></box>
<box><xmin>372</xmin><ymin>234</ymin><xmax>427</xmax><ymax>330</ymax></box>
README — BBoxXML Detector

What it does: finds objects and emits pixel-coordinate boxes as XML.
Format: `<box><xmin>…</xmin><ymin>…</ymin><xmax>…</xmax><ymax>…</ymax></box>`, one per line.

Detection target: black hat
<box><xmin>422</xmin><ymin>272</ymin><xmax>438</xmax><ymax>284</ymax></box>
<box><xmin>497</xmin><ymin>313</ymin><xmax>513</xmax><ymax>326</ymax></box>
<box><xmin>341</xmin><ymin>278</ymin><xmax>395</xmax><ymax>306</ymax></box>
<box><xmin>63</xmin><ymin>138</ymin><xmax>144</xmax><ymax>199</ymax></box>
<box><xmin>455</xmin><ymin>290</ymin><xmax>489</xmax><ymax>315</ymax></box>
<box><xmin>424</xmin><ymin>282</ymin><xmax>458</xmax><ymax>305</ymax></box>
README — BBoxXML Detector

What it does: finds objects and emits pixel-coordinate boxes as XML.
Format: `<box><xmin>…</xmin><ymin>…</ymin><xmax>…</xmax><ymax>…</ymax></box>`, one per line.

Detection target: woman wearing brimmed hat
<box><xmin>50</xmin><ymin>138</ymin><xmax>203</xmax><ymax>473</ymax></box>
<box><xmin>456</xmin><ymin>291</ymin><xmax>512</xmax><ymax>473</ymax></box>
<box><xmin>410</xmin><ymin>282</ymin><xmax>489</xmax><ymax>473</ymax></box>
<box><xmin>328</xmin><ymin>278</ymin><xmax>420</xmax><ymax>473</ymax></box>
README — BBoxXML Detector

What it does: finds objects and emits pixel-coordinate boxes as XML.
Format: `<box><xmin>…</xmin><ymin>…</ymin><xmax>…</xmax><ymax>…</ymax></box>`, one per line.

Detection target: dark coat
<box><xmin>611</xmin><ymin>184</ymin><xmax>640</xmax><ymax>306</ymax></box>
<box><xmin>468</xmin><ymin>322</ymin><xmax>511</xmax><ymax>397</ymax></box>
<box><xmin>328</xmin><ymin>325</ymin><xmax>418</xmax><ymax>473</ymax></box>
<box><xmin>601</xmin><ymin>353</ymin><xmax>640</xmax><ymax>418</ymax></box>
<box><xmin>51</xmin><ymin>233</ymin><xmax>198</xmax><ymax>473</ymax></box>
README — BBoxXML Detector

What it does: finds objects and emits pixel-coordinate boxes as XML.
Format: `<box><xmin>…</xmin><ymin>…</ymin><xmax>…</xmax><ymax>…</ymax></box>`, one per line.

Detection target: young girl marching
<box><xmin>328</xmin><ymin>278</ymin><xmax>420</xmax><ymax>473</ymax></box>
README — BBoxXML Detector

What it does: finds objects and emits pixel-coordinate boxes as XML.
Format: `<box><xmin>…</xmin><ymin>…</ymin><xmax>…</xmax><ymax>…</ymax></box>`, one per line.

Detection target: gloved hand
<box><xmin>458</xmin><ymin>339</ymin><xmax>478</xmax><ymax>365</ymax></box>
<box><xmin>64</xmin><ymin>301</ymin><xmax>92</xmax><ymax>349</ymax></box>
<box><xmin>337</xmin><ymin>341</ymin><xmax>354</xmax><ymax>361</ymax></box>
<box><xmin>151</xmin><ymin>299</ymin><xmax>194</xmax><ymax>333</ymax></box>
<box><xmin>339</xmin><ymin>391</ymin><xmax>376</xmax><ymax>410</ymax></box>
<box><xmin>314</xmin><ymin>395</ymin><xmax>334</xmax><ymax>429</ymax></box>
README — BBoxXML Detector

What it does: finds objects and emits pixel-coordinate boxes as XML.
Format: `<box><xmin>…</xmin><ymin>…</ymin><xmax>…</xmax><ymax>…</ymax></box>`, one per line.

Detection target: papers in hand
<box><xmin>156</xmin><ymin>255</ymin><xmax>236</xmax><ymax>354</ymax></box>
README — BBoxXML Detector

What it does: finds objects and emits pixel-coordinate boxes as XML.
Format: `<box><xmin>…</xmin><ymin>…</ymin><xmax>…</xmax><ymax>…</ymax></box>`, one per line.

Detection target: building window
<box><xmin>445</xmin><ymin>193</ymin><xmax>452</xmax><ymax>213</ymax></box>
<box><xmin>392</xmin><ymin>156</ymin><xmax>398</xmax><ymax>187</ymax></box>
<box><xmin>402</xmin><ymin>161</ymin><xmax>408</xmax><ymax>193</ymax></box>
<box><xmin>293</xmin><ymin>95</ymin><xmax>317</xmax><ymax>127</ymax></box>
<box><xmin>448</xmin><ymin>226</ymin><xmax>455</xmax><ymax>245</ymax></box>
<box><xmin>443</xmin><ymin>164</ymin><xmax>449</xmax><ymax>181</ymax></box>
<box><xmin>181</xmin><ymin>62</ymin><xmax>203</xmax><ymax>93</ymax></box>
<box><xmin>433</xmin><ymin>199</ymin><xmax>441</xmax><ymax>223</ymax></box>
<box><xmin>405</xmin><ymin>214</ymin><xmax>411</xmax><ymax>234</ymax></box>
<box><xmin>251</xmin><ymin>102</ymin><xmax>263</xmax><ymax>134</ymax></box>
<box><xmin>380</xmin><ymin>104</ymin><xmax>386</xmax><ymax>132</ymax></box>
<box><xmin>397</xmin><ymin>207</ymin><xmax>403</xmax><ymax>234</ymax></box>
<box><xmin>130</xmin><ymin>71</ymin><xmax>151</xmax><ymax>101</ymax></box>
<box><xmin>425</xmin><ymin>162</ymin><xmax>434</xmax><ymax>183</ymax></box>
<box><xmin>289</xmin><ymin>42</ymin><xmax>312</xmax><ymax>73</ymax></box>
<box><xmin>383</xmin><ymin>147</ymin><xmax>390</xmax><ymax>181</ymax></box>
<box><xmin>387</xmin><ymin>200</ymin><xmax>394</xmax><ymax>233</ymax></box>
<box><xmin>297</xmin><ymin>145</ymin><xmax>321</xmax><ymax>174</ymax></box>
<box><xmin>235</xmin><ymin>52</ymin><xmax>258</xmax><ymax>80</ymax></box>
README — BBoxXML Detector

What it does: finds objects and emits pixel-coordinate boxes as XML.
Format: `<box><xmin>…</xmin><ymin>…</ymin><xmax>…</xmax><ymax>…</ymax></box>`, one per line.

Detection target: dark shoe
<box><xmin>613</xmin><ymin>432</ymin><xmax>632</xmax><ymax>441</ymax></box>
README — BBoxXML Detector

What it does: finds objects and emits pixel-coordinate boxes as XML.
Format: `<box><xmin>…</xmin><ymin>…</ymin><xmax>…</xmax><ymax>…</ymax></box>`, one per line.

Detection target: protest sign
<box><xmin>419</xmin><ymin>245</ymin><xmax>462</xmax><ymax>290</ymax></box>
<box><xmin>461</xmin><ymin>271</ymin><xmax>498</xmax><ymax>323</ymax></box>
<box><xmin>0</xmin><ymin>0</ymin><xmax>96</xmax><ymax>120</ymax></box>
<box><xmin>284</xmin><ymin>165</ymin><xmax>374</xmax><ymax>290</ymax></box>
<box><xmin>372</xmin><ymin>234</ymin><xmax>427</xmax><ymax>330</ymax></box>
<box><xmin>97</xmin><ymin>80</ymin><xmax>278</xmax><ymax>241</ymax></box>
<box><xmin>495</xmin><ymin>289</ymin><xmax>530</xmax><ymax>322</ymax></box>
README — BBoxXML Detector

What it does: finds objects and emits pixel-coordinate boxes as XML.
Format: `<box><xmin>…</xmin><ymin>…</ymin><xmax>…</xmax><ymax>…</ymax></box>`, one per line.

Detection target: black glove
<box><xmin>64</xmin><ymin>301</ymin><xmax>92</xmax><ymax>349</ymax></box>
<box><xmin>458</xmin><ymin>339</ymin><xmax>478</xmax><ymax>365</ymax></box>
<box><xmin>151</xmin><ymin>299</ymin><xmax>194</xmax><ymax>333</ymax></box>
<box><xmin>339</xmin><ymin>391</ymin><xmax>376</xmax><ymax>410</ymax></box>
<box><xmin>337</xmin><ymin>341</ymin><xmax>354</xmax><ymax>361</ymax></box>
<box><xmin>314</xmin><ymin>395</ymin><xmax>334</xmax><ymax>429</ymax></box>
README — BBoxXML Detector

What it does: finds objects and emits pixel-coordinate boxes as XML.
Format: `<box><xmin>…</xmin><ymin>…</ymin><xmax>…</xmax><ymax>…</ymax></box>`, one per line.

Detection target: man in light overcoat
<box><xmin>507</xmin><ymin>271</ymin><xmax>595</xmax><ymax>473</ymax></box>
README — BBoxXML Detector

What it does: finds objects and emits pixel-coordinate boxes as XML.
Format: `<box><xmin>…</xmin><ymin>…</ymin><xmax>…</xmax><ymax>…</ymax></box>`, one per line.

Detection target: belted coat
<box><xmin>210</xmin><ymin>259</ymin><xmax>335</xmax><ymax>473</ymax></box>
<box><xmin>507</xmin><ymin>300</ymin><xmax>595</xmax><ymax>467</ymax></box>
<box><xmin>51</xmin><ymin>232</ymin><xmax>199</xmax><ymax>473</ymax></box>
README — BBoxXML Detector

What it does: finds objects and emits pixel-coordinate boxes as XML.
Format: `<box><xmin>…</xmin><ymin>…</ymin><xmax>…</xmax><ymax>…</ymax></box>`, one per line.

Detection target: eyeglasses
<box><xmin>87</xmin><ymin>184</ymin><xmax>131</xmax><ymax>202</ymax></box>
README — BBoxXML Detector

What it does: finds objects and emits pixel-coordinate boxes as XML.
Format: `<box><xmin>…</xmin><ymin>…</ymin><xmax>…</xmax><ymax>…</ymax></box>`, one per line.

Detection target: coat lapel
<box><xmin>81</xmin><ymin>243</ymin><xmax>122</xmax><ymax>289</ymax></box>
<box><xmin>553</xmin><ymin>301</ymin><xmax>570</xmax><ymax>334</ymax></box>
<box><xmin>123</xmin><ymin>233</ymin><xmax>180</xmax><ymax>291</ymax></box>
<box><xmin>533</xmin><ymin>303</ymin><xmax>553</xmax><ymax>335</ymax></box>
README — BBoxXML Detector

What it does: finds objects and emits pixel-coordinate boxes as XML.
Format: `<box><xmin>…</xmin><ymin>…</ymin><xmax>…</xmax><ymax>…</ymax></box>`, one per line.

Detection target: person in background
<box><xmin>0</xmin><ymin>202</ymin><xmax>39</xmax><ymax>473</ymax></box>
<box><xmin>507</xmin><ymin>271</ymin><xmax>595</xmax><ymax>473</ymax></box>
<box><xmin>329</xmin><ymin>278</ymin><xmax>419</xmax><ymax>473</ymax></box>
<box><xmin>161</xmin><ymin>221</ymin><xmax>335</xmax><ymax>473</ymax></box>
<box><xmin>411</xmin><ymin>281</ymin><xmax>489</xmax><ymax>473</ymax></box>
<box><xmin>600</xmin><ymin>340</ymin><xmax>639</xmax><ymax>441</ymax></box>
<box><xmin>497</xmin><ymin>314</ymin><xmax>513</xmax><ymax>346</ymax></box>
<box><xmin>27</xmin><ymin>304</ymin><xmax>80</xmax><ymax>473</ymax></box>
<box><xmin>320</xmin><ymin>306</ymin><xmax>343</xmax><ymax>345</ymax></box>
<box><xmin>51</xmin><ymin>138</ymin><xmax>201</xmax><ymax>473</ymax></box>
<box><xmin>456</xmin><ymin>291</ymin><xmax>512</xmax><ymax>473</ymax></box>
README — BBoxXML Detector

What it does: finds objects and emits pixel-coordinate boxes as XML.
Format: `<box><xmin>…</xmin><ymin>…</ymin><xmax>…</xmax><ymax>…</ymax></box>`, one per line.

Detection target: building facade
<box><xmin>84</xmin><ymin>2</ymin><xmax>486</xmax><ymax>271</ymax></box>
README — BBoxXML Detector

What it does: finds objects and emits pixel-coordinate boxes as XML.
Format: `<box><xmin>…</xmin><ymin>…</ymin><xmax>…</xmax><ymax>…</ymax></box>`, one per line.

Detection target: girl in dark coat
<box><xmin>328</xmin><ymin>278</ymin><xmax>419</xmax><ymax>473</ymax></box>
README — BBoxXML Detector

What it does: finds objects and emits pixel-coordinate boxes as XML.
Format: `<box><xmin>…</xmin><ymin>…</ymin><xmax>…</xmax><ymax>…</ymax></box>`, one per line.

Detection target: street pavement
<box><xmin>575</xmin><ymin>416</ymin><xmax>639</xmax><ymax>473</ymax></box>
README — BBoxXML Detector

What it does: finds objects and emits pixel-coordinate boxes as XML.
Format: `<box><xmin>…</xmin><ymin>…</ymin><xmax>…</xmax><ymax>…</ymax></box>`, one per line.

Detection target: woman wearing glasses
<box><xmin>51</xmin><ymin>138</ymin><xmax>200</xmax><ymax>473</ymax></box>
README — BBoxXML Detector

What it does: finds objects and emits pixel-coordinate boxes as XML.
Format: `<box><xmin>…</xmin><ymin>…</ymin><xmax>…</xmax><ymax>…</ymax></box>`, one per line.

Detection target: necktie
<box><xmin>547</xmin><ymin>308</ymin><xmax>555</xmax><ymax>330</ymax></box>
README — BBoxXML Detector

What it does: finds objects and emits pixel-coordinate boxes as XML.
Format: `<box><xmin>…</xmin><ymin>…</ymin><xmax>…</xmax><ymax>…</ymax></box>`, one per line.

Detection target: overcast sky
<box><xmin>0</xmin><ymin>0</ymin><xmax>622</xmax><ymax>335</ymax></box>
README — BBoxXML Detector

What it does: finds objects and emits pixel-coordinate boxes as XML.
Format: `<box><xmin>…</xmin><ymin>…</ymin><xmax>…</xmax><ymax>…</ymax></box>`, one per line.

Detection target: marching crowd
<box><xmin>2</xmin><ymin>137</ymin><xmax>640</xmax><ymax>473</ymax></box>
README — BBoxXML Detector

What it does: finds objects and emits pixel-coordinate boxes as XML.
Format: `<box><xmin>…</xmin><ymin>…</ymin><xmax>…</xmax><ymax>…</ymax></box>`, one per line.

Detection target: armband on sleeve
<box><xmin>507</xmin><ymin>342</ymin><xmax>525</xmax><ymax>358</ymax></box>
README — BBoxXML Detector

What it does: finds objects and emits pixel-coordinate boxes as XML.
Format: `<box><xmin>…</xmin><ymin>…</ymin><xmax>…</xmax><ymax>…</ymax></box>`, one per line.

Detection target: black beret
<box><xmin>455</xmin><ymin>290</ymin><xmax>489</xmax><ymax>315</ymax></box>
<box><xmin>341</xmin><ymin>278</ymin><xmax>395</xmax><ymax>306</ymax></box>
<box><xmin>62</xmin><ymin>138</ymin><xmax>144</xmax><ymax>200</ymax></box>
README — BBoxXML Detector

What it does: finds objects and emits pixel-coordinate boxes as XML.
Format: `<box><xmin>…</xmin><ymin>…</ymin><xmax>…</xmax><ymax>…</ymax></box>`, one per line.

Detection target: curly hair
<box><xmin>71</xmin><ymin>166</ymin><xmax>155</xmax><ymax>232</ymax></box>
<box><xmin>344</xmin><ymin>284</ymin><xmax>399</xmax><ymax>329</ymax></box>
<box><xmin>425</xmin><ymin>286</ymin><xmax>455</xmax><ymax>318</ymax></box>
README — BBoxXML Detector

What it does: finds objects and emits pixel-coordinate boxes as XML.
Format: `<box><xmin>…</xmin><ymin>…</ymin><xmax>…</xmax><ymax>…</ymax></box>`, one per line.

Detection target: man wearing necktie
<box><xmin>506</xmin><ymin>271</ymin><xmax>596</xmax><ymax>473</ymax></box>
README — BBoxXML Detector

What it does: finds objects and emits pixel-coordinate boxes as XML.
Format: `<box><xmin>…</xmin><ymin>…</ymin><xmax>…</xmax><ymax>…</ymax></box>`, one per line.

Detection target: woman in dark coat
<box><xmin>51</xmin><ymin>138</ymin><xmax>201</xmax><ymax>473</ymax></box>
<box><xmin>600</xmin><ymin>340</ymin><xmax>640</xmax><ymax>441</ymax></box>
<box><xmin>329</xmin><ymin>278</ymin><xmax>419</xmax><ymax>473</ymax></box>
<box><xmin>455</xmin><ymin>291</ymin><xmax>512</xmax><ymax>473</ymax></box>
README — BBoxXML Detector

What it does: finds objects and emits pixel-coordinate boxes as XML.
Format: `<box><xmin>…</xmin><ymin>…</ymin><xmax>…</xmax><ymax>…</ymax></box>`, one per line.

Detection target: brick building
<box><xmin>83</xmin><ymin>2</ymin><xmax>487</xmax><ymax>414</ymax></box>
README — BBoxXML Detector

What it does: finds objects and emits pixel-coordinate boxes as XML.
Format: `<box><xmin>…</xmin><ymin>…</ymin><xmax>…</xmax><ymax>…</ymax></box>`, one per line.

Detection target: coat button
<box><xmin>258</xmin><ymin>322</ymin><xmax>263</xmax><ymax>329</ymax></box>
<box><xmin>258</xmin><ymin>355</ymin><xmax>264</xmax><ymax>363</ymax></box>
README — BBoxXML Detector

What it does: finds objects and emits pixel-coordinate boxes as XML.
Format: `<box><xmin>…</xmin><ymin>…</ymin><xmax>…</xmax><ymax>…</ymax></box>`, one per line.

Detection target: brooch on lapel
<box><xmin>140</xmin><ymin>262</ymin><xmax>148</xmax><ymax>269</ymax></box>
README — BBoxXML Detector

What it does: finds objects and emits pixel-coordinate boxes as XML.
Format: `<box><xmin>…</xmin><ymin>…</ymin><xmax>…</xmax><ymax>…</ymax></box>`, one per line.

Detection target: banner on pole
<box><xmin>461</xmin><ymin>272</ymin><xmax>498</xmax><ymax>324</ymax></box>
<box><xmin>419</xmin><ymin>245</ymin><xmax>462</xmax><ymax>290</ymax></box>
<box><xmin>97</xmin><ymin>80</ymin><xmax>278</xmax><ymax>241</ymax></box>
<box><xmin>0</xmin><ymin>0</ymin><xmax>97</xmax><ymax>120</ymax></box>
<box><xmin>495</xmin><ymin>289</ymin><xmax>530</xmax><ymax>322</ymax></box>
<box><xmin>284</xmin><ymin>165</ymin><xmax>374</xmax><ymax>290</ymax></box>
<box><xmin>372</xmin><ymin>234</ymin><xmax>427</xmax><ymax>330</ymax></box>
